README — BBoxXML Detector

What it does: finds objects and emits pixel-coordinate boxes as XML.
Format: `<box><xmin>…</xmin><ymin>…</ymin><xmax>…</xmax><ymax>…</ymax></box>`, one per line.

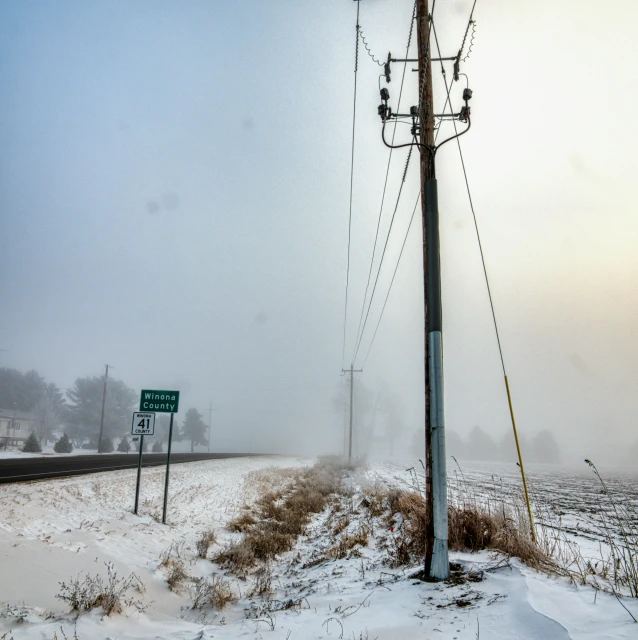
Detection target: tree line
<box><xmin>414</xmin><ymin>425</ymin><xmax>562</xmax><ymax>464</ymax></box>
<box><xmin>1</xmin><ymin>368</ymin><xmax>209</xmax><ymax>453</ymax></box>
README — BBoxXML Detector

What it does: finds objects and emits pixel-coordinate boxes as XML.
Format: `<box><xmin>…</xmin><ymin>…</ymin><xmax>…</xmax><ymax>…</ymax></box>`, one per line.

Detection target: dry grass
<box><xmin>331</xmin><ymin>514</ymin><xmax>350</xmax><ymax>536</ymax></box>
<box><xmin>360</xmin><ymin>490</ymin><xmax>385</xmax><ymax>518</ymax></box>
<box><xmin>189</xmin><ymin>575</ymin><xmax>238</xmax><ymax>610</ymax></box>
<box><xmin>213</xmin><ymin>540</ymin><xmax>257</xmax><ymax>575</ymax></box>
<box><xmin>248</xmin><ymin>563</ymin><xmax>274</xmax><ymax>598</ymax></box>
<box><xmin>360</xmin><ymin>487</ymin><xmax>551</xmax><ymax>570</ymax></box>
<box><xmin>165</xmin><ymin>562</ymin><xmax>189</xmax><ymax>592</ymax></box>
<box><xmin>56</xmin><ymin>562</ymin><xmax>146</xmax><ymax>616</ymax></box>
<box><xmin>227</xmin><ymin>511</ymin><xmax>257</xmax><ymax>533</ymax></box>
<box><xmin>326</xmin><ymin>525</ymin><xmax>370</xmax><ymax>559</ymax></box>
<box><xmin>159</xmin><ymin>540</ymin><xmax>190</xmax><ymax>592</ymax></box>
<box><xmin>196</xmin><ymin>530</ymin><xmax>218</xmax><ymax>559</ymax></box>
<box><xmin>215</xmin><ymin>459</ymin><xmax>349</xmax><ymax>573</ymax></box>
<box><xmin>448</xmin><ymin>504</ymin><xmax>548</xmax><ymax>569</ymax></box>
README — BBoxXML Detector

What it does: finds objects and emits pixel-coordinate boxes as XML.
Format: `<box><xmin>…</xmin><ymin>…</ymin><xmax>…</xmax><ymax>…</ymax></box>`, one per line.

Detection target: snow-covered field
<box><xmin>0</xmin><ymin>456</ymin><xmax>636</xmax><ymax>639</ymax></box>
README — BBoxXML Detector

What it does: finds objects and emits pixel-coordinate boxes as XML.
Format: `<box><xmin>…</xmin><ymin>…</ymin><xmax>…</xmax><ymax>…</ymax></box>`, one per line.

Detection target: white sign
<box><xmin>132</xmin><ymin>412</ymin><xmax>155</xmax><ymax>436</ymax></box>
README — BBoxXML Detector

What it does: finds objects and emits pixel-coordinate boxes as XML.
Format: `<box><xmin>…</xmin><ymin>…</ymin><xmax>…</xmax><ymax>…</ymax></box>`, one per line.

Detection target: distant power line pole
<box><xmin>342</xmin><ymin>365</ymin><xmax>363</xmax><ymax>461</ymax></box>
<box><xmin>208</xmin><ymin>402</ymin><xmax>213</xmax><ymax>453</ymax></box>
<box><xmin>417</xmin><ymin>0</ymin><xmax>449</xmax><ymax>580</ymax></box>
<box><xmin>97</xmin><ymin>364</ymin><xmax>110</xmax><ymax>454</ymax></box>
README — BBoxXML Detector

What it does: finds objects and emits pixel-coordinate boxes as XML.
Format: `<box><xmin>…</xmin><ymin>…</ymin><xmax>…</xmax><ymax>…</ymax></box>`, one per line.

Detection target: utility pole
<box><xmin>97</xmin><ymin>364</ymin><xmax>110</xmax><ymax>454</ymax></box>
<box><xmin>208</xmin><ymin>402</ymin><xmax>213</xmax><ymax>453</ymax></box>
<box><xmin>417</xmin><ymin>0</ymin><xmax>449</xmax><ymax>580</ymax></box>
<box><xmin>342</xmin><ymin>365</ymin><xmax>363</xmax><ymax>461</ymax></box>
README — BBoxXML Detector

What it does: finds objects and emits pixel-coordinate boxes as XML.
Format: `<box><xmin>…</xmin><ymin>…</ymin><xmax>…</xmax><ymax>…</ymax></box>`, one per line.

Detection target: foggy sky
<box><xmin>1</xmin><ymin>0</ymin><xmax>636</xmax><ymax>463</ymax></box>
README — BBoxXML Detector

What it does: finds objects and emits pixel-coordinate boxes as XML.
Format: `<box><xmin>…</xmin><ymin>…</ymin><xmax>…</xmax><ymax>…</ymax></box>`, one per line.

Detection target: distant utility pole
<box><xmin>208</xmin><ymin>402</ymin><xmax>213</xmax><ymax>453</ymax></box>
<box><xmin>97</xmin><ymin>364</ymin><xmax>110</xmax><ymax>454</ymax></box>
<box><xmin>342</xmin><ymin>365</ymin><xmax>363</xmax><ymax>461</ymax></box>
<box><xmin>417</xmin><ymin>0</ymin><xmax>449</xmax><ymax>580</ymax></box>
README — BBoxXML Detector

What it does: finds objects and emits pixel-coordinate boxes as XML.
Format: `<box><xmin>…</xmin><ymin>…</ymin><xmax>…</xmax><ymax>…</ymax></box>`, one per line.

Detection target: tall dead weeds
<box><xmin>363</xmin><ymin>487</ymin><xmax>552</xmax><ymax>571</ymax></box>
<box><xmin>215</xmin><ymin>458</ymin><xmax>351</xmax><ymax>573</ymax></box>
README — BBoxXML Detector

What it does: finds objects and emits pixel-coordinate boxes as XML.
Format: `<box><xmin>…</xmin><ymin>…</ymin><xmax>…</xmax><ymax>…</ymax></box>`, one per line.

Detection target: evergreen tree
<box><xmin>65</xmin><ymin>376</ymin><xmax>136</xmax><ymax>445</ymax></box>
<box><xmin>0</xmin><ymin>368</ymin><xmax>64</xmax><ymax>413</ymax></box>
<box><xmin>497</xmin><ymin>429</ymin><xmax>530</xmax><ymax>463</ymax></box>
<box><xmin>132</xmin><ymin>438</ymin><xmax>148</xmax><ymax>452</ymax></box>
<box><xmin>152</xmin><ymin>440</ymin><xmax>163</xmax><ymax>453</ymax></box>
<box><xmin>446</xmin><ymin>430</ymin><xmax>467</xmax><ymax>461</ymax></box>
<box><xmin>181</xmin><ymin>408</ymin><xmax>208</xmax><ymax>452</ymax></box>
<box><xmin>466</xmin><ymin>426</ymin><xmax>497</xmax><ymax>461</ymax></box>
<box><xmin>53</xmin><ymin>433</ymin><xmax>74</xmax><ymax>453</ymax></box>
<box><xmin>100</xmin><ymin>436</ymin><xmax>114</xmax><ymax>453</ymax></box>
<box><xmin>117</xmin><ymin>437</ymin><xmax>130</xmax><ymax>453</ymax></box>
<box><xmin>22</xmin><ymin>432</ymin><xmax>42</xmax><ymax>453</ymax></box>
<box><xmin>531</xmin><ymin>430</ymin><xmax>560</xmax><ymax>463</ymax></box>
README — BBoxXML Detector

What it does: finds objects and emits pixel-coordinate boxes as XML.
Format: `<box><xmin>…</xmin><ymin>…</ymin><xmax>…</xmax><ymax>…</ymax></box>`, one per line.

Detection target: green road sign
<box><xmin>139</xmin><ymin>389</ymin><xmax>180</xmax><ymax>414</ymax></box>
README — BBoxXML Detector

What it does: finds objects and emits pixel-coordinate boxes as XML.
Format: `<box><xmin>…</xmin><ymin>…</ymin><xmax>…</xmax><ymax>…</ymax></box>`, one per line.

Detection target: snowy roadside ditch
<box><xmin>0</xmin><ymin>455</ymin><xmax>636</xmax><ymax>639</ymax></box>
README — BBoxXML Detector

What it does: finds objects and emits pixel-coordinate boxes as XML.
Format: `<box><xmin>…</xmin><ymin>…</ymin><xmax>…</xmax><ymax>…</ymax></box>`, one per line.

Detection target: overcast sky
<box><xmin>1</xmin><ymin>0</ymin><xmax>636</xmax><ymax>462</ymax></box>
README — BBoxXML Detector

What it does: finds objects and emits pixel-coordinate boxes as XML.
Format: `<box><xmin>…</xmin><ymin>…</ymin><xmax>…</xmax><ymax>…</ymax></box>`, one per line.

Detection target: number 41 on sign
<box><xmin>132</xmin><ymin>412</ymin><xmax>155</xmax><ymax>436</ymax></box>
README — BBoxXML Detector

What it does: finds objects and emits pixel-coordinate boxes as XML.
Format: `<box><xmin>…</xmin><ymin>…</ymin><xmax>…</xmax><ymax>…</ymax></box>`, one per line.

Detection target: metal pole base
<box><xmin>430</xmin><ymin>539</ymin><xmax>449</xmax><ymax>580</ymax></box>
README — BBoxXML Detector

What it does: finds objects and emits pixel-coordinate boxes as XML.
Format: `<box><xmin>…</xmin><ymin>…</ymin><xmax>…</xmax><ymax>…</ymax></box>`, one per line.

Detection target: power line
<box><xmin>431</xmin><ymin>19</ymin><xmax>454</xmax><ymax>145</ymax></box>
<box><xmin>432</xmin><ymin>12</ymin><xmax>535</xmax><ymax>542</ymax></box>
<box><xmin>361</xmin><ymin>192</ymin><xmax>421</xmax><ymax>368</ymax></box>
<box><xmin>341</xmin><ymin>0</ymin><xmax>361</xmax><ymax>369</ymax></box>
<box><xmin>431</xmin><ymin>13</ymin><xmax>505</xmax><ymax>372</ymax></box>
<box><xmin>351</xmin><ymin>146</ymin><xmax>414</xmax><ymax>365</ymax></box>
<box><xmin>352</xmin><ymin>3</ymin><xmax>417</xmax><ymax>361</ymax></box>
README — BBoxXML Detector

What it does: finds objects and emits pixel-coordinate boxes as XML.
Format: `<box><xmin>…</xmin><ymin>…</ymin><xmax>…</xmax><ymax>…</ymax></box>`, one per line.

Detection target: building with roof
<box><xmin>0</xmin><ymin>409</ymin><xmax>35</xmax><ymax>450</ymax></box>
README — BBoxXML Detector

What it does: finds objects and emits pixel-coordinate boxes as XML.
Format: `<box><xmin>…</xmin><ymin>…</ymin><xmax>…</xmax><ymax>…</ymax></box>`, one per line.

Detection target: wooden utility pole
<box><xmin>97</xmin><ymin>364</ymin><xmax>110</xmax><ymax>454</ymax></box>
<box><xmin>417</xmin><ymin>0</ymin><xmax>449</xmax><ymax>579</ymax></box>
<box><xmin>342</xmin><ymin>365</ymin><xmax>363</xmax><ymax>461</ymax></box>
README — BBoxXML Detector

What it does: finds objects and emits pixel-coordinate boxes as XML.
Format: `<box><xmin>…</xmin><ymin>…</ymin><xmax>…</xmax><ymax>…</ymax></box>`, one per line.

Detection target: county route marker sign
<box><xmin>132</xmin><ymin>412</ymin><xmax>155</xmax><ymax>436</ymax></box>
<box><xmin>139</xmin><ymin>389</ymin><xmax>180</xmax><ymax>414</ymax></box>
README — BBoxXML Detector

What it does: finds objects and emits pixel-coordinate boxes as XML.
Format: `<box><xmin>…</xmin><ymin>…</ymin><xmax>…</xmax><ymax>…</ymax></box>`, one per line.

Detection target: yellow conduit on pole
<box><xmin>504</xmin><ymin>375</ymin><xmax>536</xmax><ymax>543</ymax></box>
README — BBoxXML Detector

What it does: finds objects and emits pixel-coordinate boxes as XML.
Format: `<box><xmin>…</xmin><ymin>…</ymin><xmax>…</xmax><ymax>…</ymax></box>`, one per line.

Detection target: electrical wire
<box><xmin>359</xmin><ymin>26</ymin><xmax>384</xmax><ymax>67</ymax></box>
<box><xmin>459</xmin><ymin>0</ymin><xmax>478</xmax><ymax>62</ymax></box>
<box><xmin>431</xmin><ymin>19</ymin><xmax>471</xmax><ymax>150</ymax></box>
<box><xmin>351</xmin><ymin>146</ymin><xmax>414</xmax><ymax>365</ymax></box>
<box><xmin>341</xmin><ymin>0</ymin><xmax>361</xmax><ymax>370</ymax></box>
<box><xmin>432</xmin><ymin>19</ymin><xmax>453</xmax><ymax>144</ymax></box>
<box><xmin>361</xmin><ymin>192</ymin><xmax>421</xmax><ymax>368</ymax></box>
<box><xmin>351</xmin><ymin>2</ymin><xmax>417</xmax><ymax>363</ymax></box>
<box><xmin>432</xmin><ymin>5</ymin><xmax>506</xmax><ymax>374</ymax></box>
<box><xmin>354</xmin><ymin>1</ymin><xmax>441</xmax><ymax>367</ymax></box>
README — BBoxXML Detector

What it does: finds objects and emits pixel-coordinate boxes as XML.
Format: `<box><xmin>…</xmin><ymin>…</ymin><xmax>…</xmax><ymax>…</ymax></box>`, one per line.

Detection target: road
<box><xmin>0</xmin><ymin>452</ymin><xmax>257</xmax><ymax>484</ymax></box>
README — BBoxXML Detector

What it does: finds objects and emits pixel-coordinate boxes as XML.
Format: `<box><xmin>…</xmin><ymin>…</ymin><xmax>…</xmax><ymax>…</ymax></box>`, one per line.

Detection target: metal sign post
<box><xmin>138</xmin><ymin>390</ymin><xmax>180</xmax><ymax>525</ymax></box>
<box><xmin>134</xmin><ymin>434</ymin><xmax>144</xmax><ymax>514</ymax></box>
<box><xmin>162</xmin><ymin>413</ymin><xmax>174</xmax><ymax>524</ymax></box>
<box><xmin>131</xmin><ymin>412</ymin><xmax>155</xmax><ymax>515</ymax></box>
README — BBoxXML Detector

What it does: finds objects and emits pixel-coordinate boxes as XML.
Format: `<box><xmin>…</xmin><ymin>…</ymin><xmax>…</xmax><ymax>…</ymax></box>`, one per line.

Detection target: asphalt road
<box><xmin>0</xmin><ymin>452</ymin><xmax>256</xmax><ymax>484</ymax></box>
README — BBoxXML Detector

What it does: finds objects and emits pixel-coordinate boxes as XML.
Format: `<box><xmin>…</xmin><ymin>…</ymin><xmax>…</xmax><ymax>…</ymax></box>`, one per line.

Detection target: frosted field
<box><xmin>0</xmin><ymin>456</ymin><xmax>636</xmax><ymax>639</ymax></box>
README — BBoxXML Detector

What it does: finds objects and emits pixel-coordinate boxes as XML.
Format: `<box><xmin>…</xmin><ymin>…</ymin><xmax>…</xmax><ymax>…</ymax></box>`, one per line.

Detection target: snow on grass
<box><xmin>0</xmin><ymin>455</ymin><xmax>636</xmax><ymax>639</ymax></box>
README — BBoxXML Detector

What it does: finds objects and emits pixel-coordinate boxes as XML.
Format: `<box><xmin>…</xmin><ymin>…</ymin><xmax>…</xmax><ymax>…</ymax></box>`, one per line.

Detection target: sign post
<box><xmin>138</xmin><ymin>390</ymin><xmax>180</xmax><ymax>524</ymax></box>
<box><xmin>162</xmin><ymin>413</ymin><xmax>174</xmax><ymax>524</ymax></box>
<box><xmin>132</xmin><ymin>412</ymin><xmax>155</xmax><ymax>515</ymax></box>
<box><xmin>134</xmin><ymin>434</ymin><xmax>144</xmax><ymax>514</ymax></box>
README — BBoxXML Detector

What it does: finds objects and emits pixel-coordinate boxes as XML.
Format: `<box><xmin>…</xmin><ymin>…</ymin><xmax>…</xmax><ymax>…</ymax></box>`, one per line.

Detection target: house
<box><xmin>0</xmin><ymin>409</ymin><xmax>35</xmax><ymax>450</ymax></box>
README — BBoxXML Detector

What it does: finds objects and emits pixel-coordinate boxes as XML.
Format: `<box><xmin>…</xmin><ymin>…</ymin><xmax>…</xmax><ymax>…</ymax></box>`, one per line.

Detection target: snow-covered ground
<box><xmin>0</xmin><ymin>456</ymin><xmax>636</xmax><ymax>639</ymax></box>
